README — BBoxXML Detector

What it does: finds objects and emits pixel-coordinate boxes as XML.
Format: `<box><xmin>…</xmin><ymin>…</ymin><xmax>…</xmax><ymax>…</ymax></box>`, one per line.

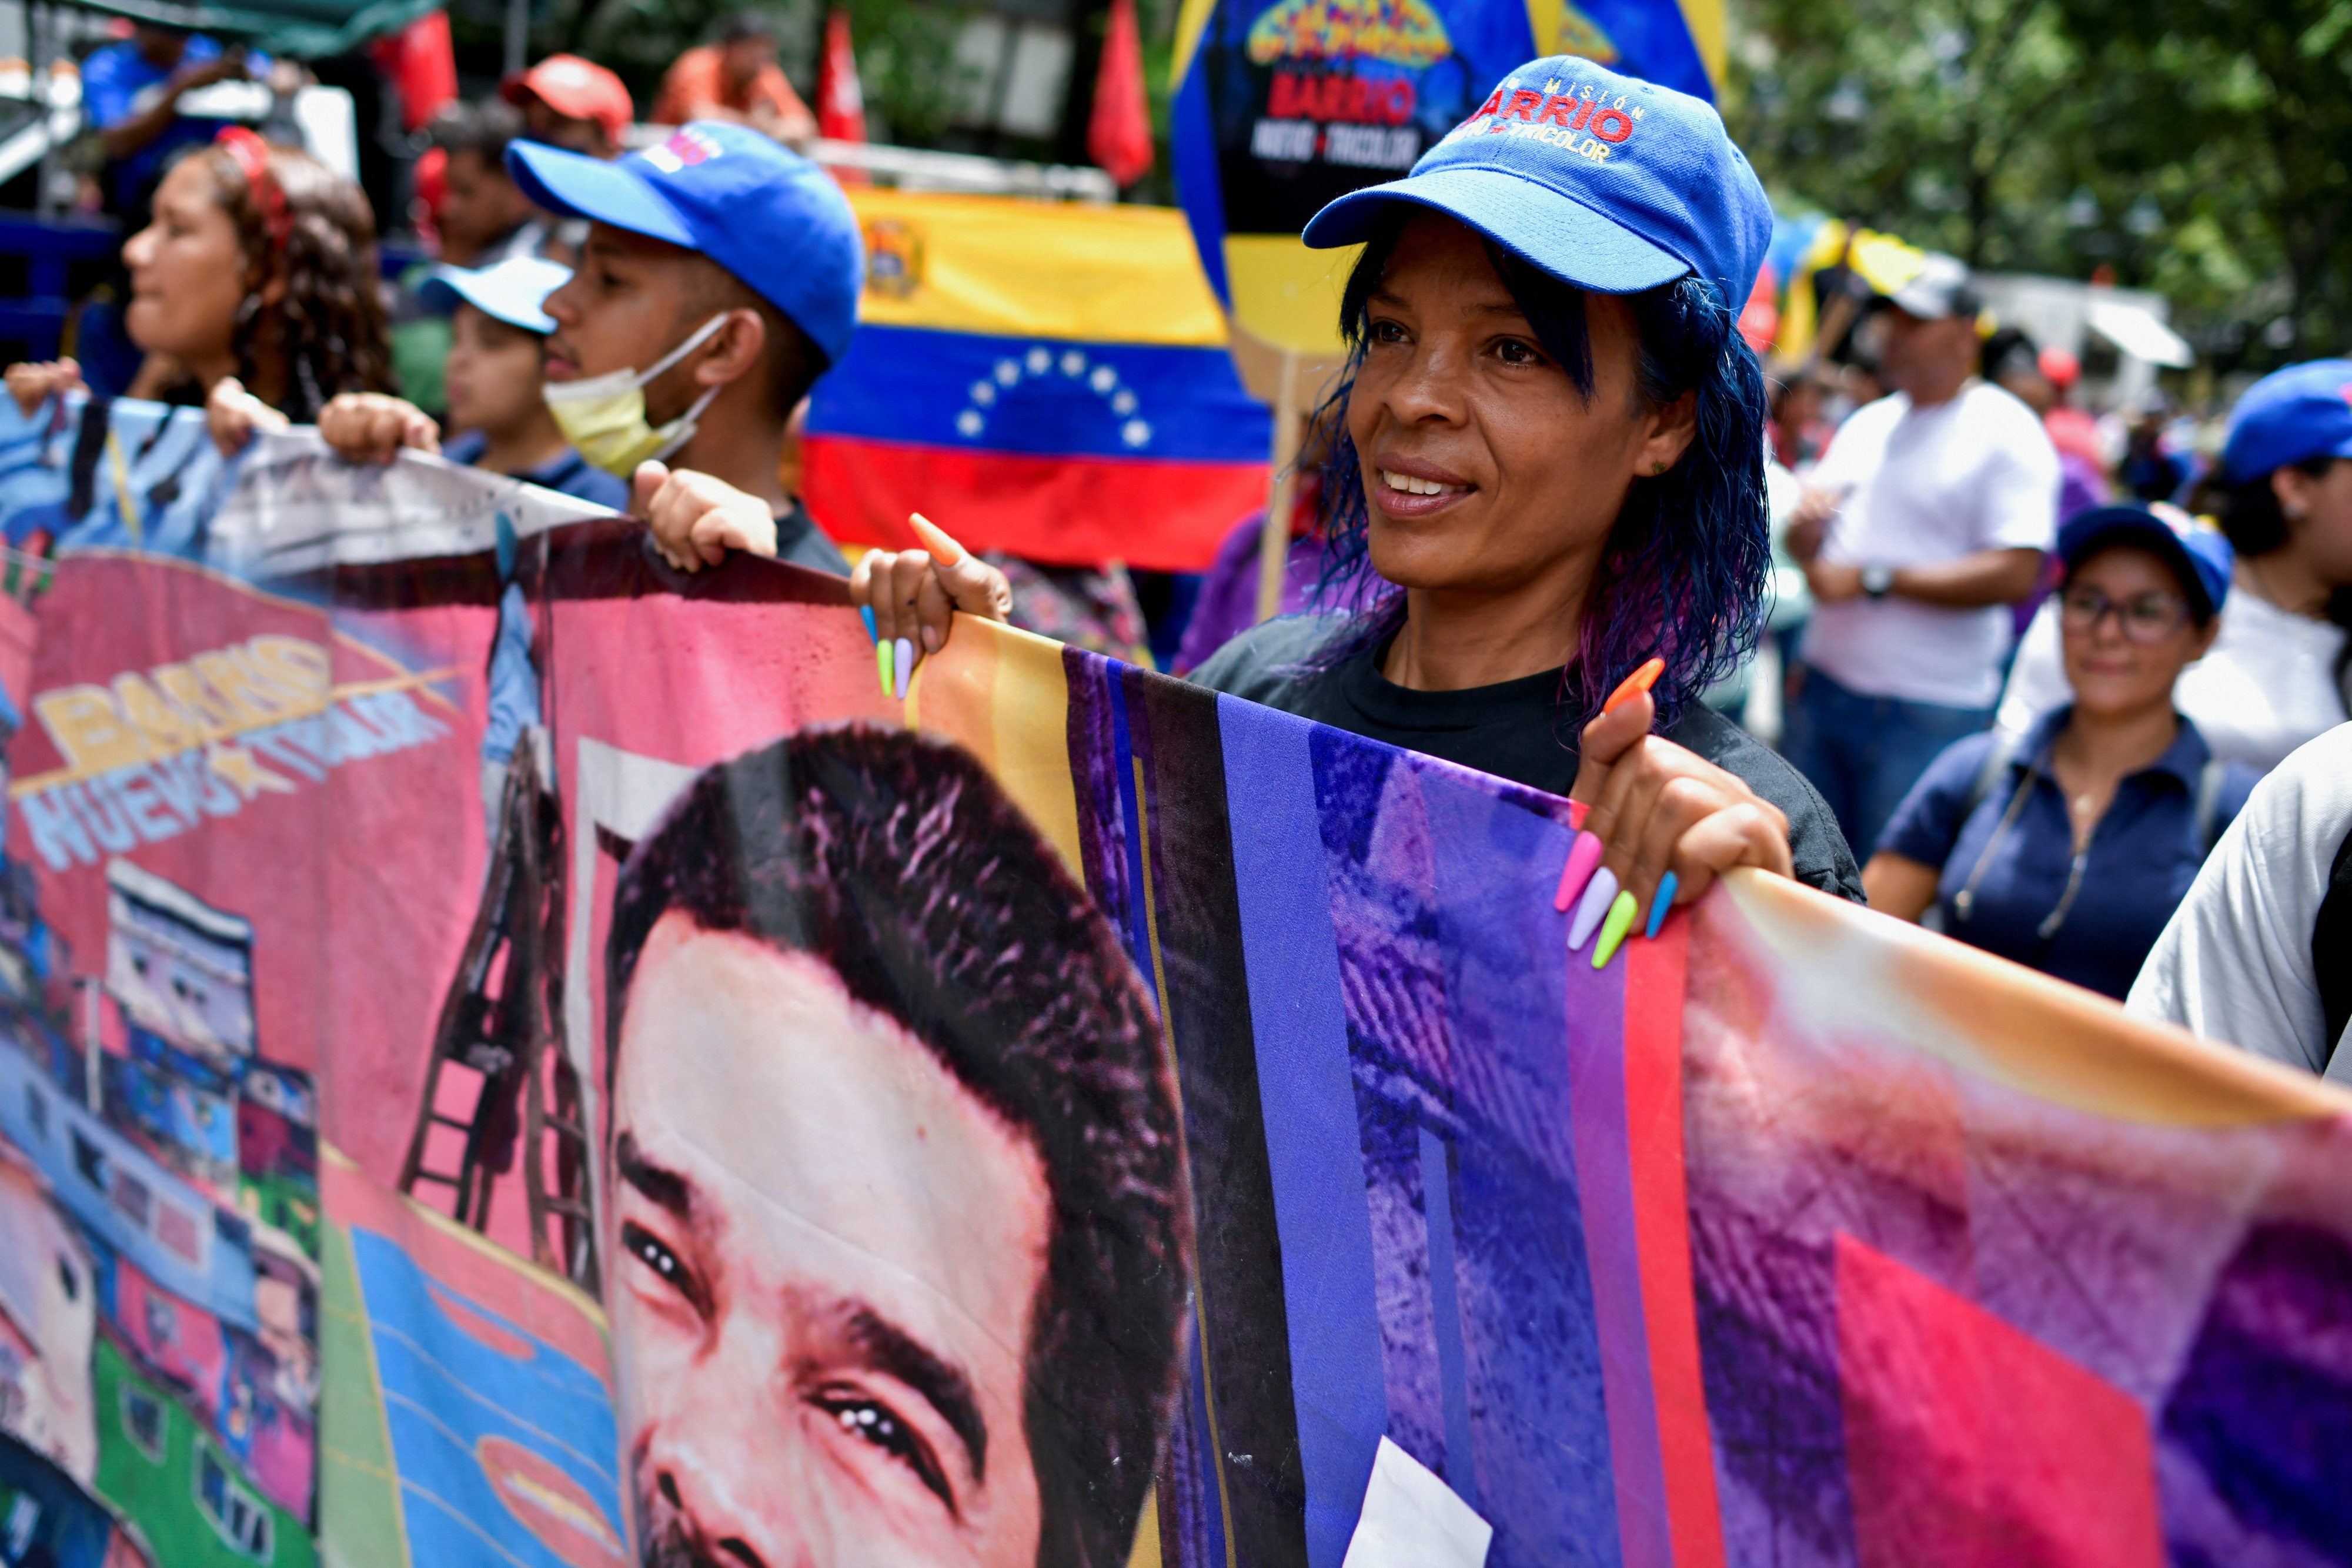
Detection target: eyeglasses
<box><xmin>2058</xmin><ymin>586</ymin><xmax>2191</xmax><ymax>643</ymax></box>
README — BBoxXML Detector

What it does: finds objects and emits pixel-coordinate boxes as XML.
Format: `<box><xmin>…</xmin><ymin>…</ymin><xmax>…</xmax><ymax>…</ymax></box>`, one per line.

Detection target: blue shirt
<box><xmin>443</xmin><ymin>433</ymin><xmax>627</xmax><ymax>763</ymax></box>
<box><xmin>82</xmin><ymin>36</ymin><xmax>272</xmax><ymax>211</ymax></box>
<box><xmin>1879</xmin><ymin>707</ymin><xmax>2259</xmax><ymax>999</ymax></box>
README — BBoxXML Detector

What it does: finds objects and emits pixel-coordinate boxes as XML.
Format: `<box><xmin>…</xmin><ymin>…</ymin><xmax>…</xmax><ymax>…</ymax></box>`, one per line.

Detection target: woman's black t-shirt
<box><xmin>1190</xmin><ymin>616</ymin><xmax>1865</xmax><ymax>902</ymax></box>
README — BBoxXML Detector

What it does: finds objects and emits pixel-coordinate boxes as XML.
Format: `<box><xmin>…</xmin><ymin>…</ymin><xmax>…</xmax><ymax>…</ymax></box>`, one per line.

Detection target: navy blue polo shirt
<box><xmin>1879</xmin><ymin>707</ymin><xmax>2258</xmax><ymax>999</ymax></box>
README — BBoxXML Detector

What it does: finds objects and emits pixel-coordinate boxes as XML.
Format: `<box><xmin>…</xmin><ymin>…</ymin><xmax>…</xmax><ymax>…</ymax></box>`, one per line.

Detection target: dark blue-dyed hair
<box><xmin>1307</xmin><ymin>208</ymin><xmax>1772</xmax><ymax>731</ymax></box>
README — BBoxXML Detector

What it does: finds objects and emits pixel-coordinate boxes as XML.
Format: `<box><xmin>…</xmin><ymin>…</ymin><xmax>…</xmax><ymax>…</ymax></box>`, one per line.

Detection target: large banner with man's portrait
<box><xmin>1</xmin><ymin>405</ymin><xmax>2350</xmax><ymax>1568</ymax></box>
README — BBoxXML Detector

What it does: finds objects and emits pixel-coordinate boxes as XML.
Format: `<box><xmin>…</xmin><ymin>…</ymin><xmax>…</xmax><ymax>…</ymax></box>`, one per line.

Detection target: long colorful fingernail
<box><xmin>1645</xmin><ymin>870</ymin><xmax>1678</xmax><ymax>940</ymax></box>
<box><xmin>1568</xmin><ymin>865</ymin><xmax>1619</xmax><ymax>951</ymax></box>
<box><xmin>1603</xmin><ymin>657</ymin><xmax>1666</xmax><ymax>715</ymax></box>
<box><xmin>859</xmin><ymin>604</ymin><xmax>878</xmax><ymax>643</ymax></box>
<box><xmin>1554</xmin><ymin>831</ymin><xmax>1603</xmax><ymax>912</ymax></box>
<box><xmin>908</xmin><ymin>512</ymin><xmax>965</xmax><ymax>566</ymax></box>
<box><xmin>876</xmin><ymin>640</ymin><xmax>893</xmax><ymax>696</ymax></box>
<box><xmin>893</xmin><ymin>637</ymin><xmax>914</xmax><ymax>700</ymax></box>
<box><xmin>1592</xmin><ymin>890</ymin><xmax>1639</xmax><ymax>968</ymax></box>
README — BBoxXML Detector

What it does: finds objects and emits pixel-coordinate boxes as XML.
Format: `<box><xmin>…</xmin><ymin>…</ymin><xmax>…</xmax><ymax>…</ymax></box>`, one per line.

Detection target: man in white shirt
<box><xmin>1782</xmin><ymin>253</ymin><xmax>2059</xmax><ymax>855</ymax></box>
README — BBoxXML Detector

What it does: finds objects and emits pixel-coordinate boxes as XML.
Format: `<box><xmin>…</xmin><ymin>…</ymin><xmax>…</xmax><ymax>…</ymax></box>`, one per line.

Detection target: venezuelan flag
<box><xmin>801</xmin><ymin>189</ymin><xmax>1272</xmax><ymax>571</ymax></box>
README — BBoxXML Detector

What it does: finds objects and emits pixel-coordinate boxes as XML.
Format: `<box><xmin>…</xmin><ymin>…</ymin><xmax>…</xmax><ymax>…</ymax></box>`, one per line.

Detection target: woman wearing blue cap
<box><xmin>861</xmin><ymin>58</ymin><xmax>1860</xmax><ymax>953</ymax></box>
<box><xmin>2000</xmin><ymin>360</ymin><xmax>2352</xmax><ymax>770</ymax></box>
<box><xmin>1865</xmin><ymin>504</ymin><xmax>2257</xmax><ymax>999</ymax></box>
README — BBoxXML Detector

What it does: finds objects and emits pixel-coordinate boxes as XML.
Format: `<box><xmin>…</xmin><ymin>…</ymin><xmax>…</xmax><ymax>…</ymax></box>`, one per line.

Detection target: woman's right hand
<box><xmin>6</xmin><ymin>358</ymin><xmax>82</xmax><ymax>418</ymax></box>
<box><xmin>207</xmin><ymin>376</ymin><xmax>289</xmax><ymax>456</ymax></box>
<box><xmin>319</xmin><ymin>393</ymin><xmax>440</xmax><ymax>463</ymax></box>
<box><xmin>847</xmin><ymin>516</ymin><xmax>1013</xmax><ymax>694</ymax></box>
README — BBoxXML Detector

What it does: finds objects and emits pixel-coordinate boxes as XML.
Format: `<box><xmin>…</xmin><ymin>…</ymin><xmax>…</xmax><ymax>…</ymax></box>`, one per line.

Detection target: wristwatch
<box><xmin>1860</xmin><ymin>562</ymin><xmax>1896</xmax><ymax>600</ymax></box>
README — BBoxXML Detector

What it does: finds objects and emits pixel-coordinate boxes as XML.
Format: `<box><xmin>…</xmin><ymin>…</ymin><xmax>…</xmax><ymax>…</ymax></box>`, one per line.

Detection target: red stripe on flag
<box><xmin>1627</xmin><ymin>918</ymin><xmax>1728</xmax><ymax>1568</ymax></box>
<box><xmin>802</xmin><ymin>436</ymin><xmax>1267</xmax><ymax>571</ymax></box>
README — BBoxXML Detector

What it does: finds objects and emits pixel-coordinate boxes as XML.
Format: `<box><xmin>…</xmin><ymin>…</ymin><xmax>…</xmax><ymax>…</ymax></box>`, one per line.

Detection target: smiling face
<box><xmin>2057</xmin><ymin>544</ymin><xmax>2217</xmax><ymax>718</ymax></box>
<box><xmin>1346</xmin><ymin>213</ymin><xmax>1685</xmax><ymax>604</ymax></box>
<box><xmin>122</xmin><ymin>155</ymin><xmax>250</xmax><ymax>385</ymax></box>
<box><xmin>610</xmin><ymin>912</ymin><xmax>1050</xmax><ymax>1567</ymax></box>
<box><xmin>443</xmin><ymin>303</ymin><xmax>549</xmax><ymax>442</ymax></box>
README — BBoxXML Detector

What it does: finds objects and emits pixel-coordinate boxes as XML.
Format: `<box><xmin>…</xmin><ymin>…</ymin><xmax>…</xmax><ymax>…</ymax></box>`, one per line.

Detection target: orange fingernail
<box><xmin>1602</xmin><ymin>657</ymin><xmax>1665</xmax><ymax>715</ymax></box>
<box><xmin>908</xmin><ymin>513</ymin><xmax>964</xmax><ymax>567</ymax></box>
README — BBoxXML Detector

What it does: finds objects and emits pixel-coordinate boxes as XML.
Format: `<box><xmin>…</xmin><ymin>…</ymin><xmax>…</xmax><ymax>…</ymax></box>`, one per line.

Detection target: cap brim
<box><xmin>419</xmin><ymin>266</ymin><xmax>556</xmax><ymax>333</ymax></box>
<box><xmin>506</xmin><ymin>141</ymin><xmax>695</xmax><ymax>249</ymax></box>
<box><xmin>1301</xmin><ymin>166</ymin><xmax>1689</xmax><ymax>295</ymax></box>
<box><xmin>2057</xmin><ymin>511</ymin><xmax>2220</xmax><ymax>615</ymax></box>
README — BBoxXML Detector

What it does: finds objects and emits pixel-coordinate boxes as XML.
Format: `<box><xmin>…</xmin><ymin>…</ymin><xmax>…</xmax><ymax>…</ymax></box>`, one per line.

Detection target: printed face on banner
<box><xmin>589</xmin><ymin>724</ymin><xmax>1190</xmax><ymax>1568</ymax></box>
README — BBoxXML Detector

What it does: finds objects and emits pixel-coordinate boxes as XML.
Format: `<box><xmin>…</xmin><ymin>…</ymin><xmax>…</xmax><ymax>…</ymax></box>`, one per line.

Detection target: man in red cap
<box><xmin>503</xmin><ymin>53</ymin><xmax>633</xmax><ymax>159</ymax></box>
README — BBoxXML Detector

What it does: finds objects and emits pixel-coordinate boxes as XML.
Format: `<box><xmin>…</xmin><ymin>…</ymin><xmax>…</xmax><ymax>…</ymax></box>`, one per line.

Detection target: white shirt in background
<box><xmin>1800</xmin><ymin>382</ymin><xmax>2060</xmax><ymax>709</ymax></box>
<box><xmin>2128</xmin><ymin>723</ymin><xmax>2352</xmax><ymax>1078</ymax></box>
<box><xmin>1999</xmin><ymin>588</ymin><xmax>2350</xmax><ymax>772</ymax></box>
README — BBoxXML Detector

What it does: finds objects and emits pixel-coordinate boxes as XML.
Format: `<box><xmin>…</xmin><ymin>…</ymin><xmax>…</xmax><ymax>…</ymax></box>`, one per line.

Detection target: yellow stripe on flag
<box><xmin>1676</xmin><ymin>0</ymin><xmax>1727</xmax><ymax>92</ymax></box>
<box><xmin>847</xmin><ymin>189</ymin><xmax>1231</xmax><ymax>347</ymax></box>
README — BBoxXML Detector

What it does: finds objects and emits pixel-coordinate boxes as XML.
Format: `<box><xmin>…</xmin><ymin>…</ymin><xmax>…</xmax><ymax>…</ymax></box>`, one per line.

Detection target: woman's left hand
<box><xmin>1565</xmin><ymin>687</ymin><xmax>1793</xmax><ymax>961</ymax></box>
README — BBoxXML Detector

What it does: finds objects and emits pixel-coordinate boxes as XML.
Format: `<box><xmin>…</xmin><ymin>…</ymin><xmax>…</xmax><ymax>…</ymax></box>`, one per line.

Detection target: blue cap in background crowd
<box><xmin>2057</xmin><ymin>502</ymin><xmax>2234</xmax><ymax>621</ymax></box>
<box><xmin>1301</xmin><ymin>55</ymin><xmax>1773</xmax><ymax>312</ymax></box>
<box><xmin>505</xmin><ymin>122</ymin><xmax>864</xmax><ymax>368</ymax></box>
<box><xmin>2220</xmin><ymin>359</ymin><xmax>2352</xmax><ymax>484</ymax></box>
<box><xmin>418</xmin><ymin>256</ymin><xmax>574</xmax><ymax>334</ymax></box>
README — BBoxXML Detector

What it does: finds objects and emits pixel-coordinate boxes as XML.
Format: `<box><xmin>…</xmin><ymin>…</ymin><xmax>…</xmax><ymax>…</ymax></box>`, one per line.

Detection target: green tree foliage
<box><xmin>1729</xmin><ymin>0</ymin><xmax>2347</xmax><ymax>352</ymax></box>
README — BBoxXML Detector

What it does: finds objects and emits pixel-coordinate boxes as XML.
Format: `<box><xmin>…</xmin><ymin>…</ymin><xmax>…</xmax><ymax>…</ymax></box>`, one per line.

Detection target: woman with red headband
<box><xmin>6</xmin><ymin>128</ymin><xmax>392</xmax><ymax>442</ymax></box>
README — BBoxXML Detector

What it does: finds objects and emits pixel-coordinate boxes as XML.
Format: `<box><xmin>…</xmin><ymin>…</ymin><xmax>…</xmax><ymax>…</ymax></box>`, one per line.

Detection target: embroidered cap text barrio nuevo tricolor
<box><xmin>1301</xmin><ymin>56</ymin><xmax>1772</xmax><ymax>309</ymax></box>
<box><xmin>506</xmin><ymin>122</ymin><xmax>864</xmax><ymax>369</ymax></box>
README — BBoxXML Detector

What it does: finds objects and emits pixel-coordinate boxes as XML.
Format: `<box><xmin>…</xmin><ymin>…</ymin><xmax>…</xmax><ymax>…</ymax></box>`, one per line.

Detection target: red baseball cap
<box><xmin>502</xmin><ymin>55</ymin><xmax>633</xmax><ymax>145</ymax></box>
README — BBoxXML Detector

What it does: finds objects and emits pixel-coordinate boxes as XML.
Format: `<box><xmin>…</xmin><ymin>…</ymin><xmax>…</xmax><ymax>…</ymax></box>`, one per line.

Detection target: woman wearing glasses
<box><xmin>1862</xmin><ymin>504</ymin><xmax>2257</xmax><ymax>998</ymax></box>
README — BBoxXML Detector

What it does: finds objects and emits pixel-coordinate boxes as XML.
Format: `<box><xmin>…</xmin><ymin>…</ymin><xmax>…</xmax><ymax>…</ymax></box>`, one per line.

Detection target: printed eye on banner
<box><xmin>955</xmin><ymin>345</ymin><xmax>1155</xmax><ymax>452</ymax></box>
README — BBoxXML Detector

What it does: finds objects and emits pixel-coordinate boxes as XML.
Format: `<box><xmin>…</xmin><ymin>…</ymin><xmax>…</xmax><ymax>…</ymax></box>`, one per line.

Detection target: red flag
<box><xmin>1088</xmin><ymin>0</ymin><xmax>1153</xmax><ymax>188</ymax></box>
<box><xmin>368</xmin><ymin>10</ymin><xmax>457</xmax><ymax>133</ymax></box>
<box><xmin>816</xmin><ymin>9</ymin><xmax>867</xmax><ymax>143</ymax></box>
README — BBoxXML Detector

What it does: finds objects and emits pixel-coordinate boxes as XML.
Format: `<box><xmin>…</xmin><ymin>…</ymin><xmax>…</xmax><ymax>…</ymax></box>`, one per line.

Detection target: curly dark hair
<box><xmin>606</xmin><ymin>723</ymin><xmax>1191</xmax><ymax>1568</ymax></box>
<box><xmin>1308</xmin><ymin>206</ymin><xmax>1772</xmax><ymax>731</ymax></box>
<box><xmin>188</xmin><ymin>138</ymin><xmax>392</xmax><ymax>421</ymax></box>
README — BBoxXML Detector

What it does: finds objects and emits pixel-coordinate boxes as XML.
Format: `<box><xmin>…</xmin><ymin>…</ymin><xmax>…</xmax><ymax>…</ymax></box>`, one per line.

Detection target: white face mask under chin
<box><xmin>542</xmin><ymin>313</ymin><xmax>732</xmax><ymax>477</ymax></box>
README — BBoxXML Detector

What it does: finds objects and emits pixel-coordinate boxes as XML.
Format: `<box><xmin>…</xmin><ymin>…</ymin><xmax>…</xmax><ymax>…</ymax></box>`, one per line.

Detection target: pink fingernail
<box><xmin>1554</xmin><ymin>831</ymin><xmax>1603</xmax><ymax>912</ymax></box>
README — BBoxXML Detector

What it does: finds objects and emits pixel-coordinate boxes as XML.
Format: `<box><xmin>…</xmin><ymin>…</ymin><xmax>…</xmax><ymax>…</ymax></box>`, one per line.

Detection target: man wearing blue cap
<box><xmin>861</xmin><ymin>56</ymin><xmax>1867</xmax><ymax>940</ymax></box>
<box><xmin>326</xmin><ymin>122</ymin><xmax>919</xmax><ymax>587</ymax></box>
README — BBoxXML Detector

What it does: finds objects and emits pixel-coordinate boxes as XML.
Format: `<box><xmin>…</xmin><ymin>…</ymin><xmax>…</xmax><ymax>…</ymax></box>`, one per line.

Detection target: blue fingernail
<box><xmin>860</xmin><ymin>604</ymin><xmax>878</xmax><ymax>644</ymax></box>
<box><xmin>1646</xmin><ymin>870</ymin><xmax>1677</xmax><ymax>940</ymax></box>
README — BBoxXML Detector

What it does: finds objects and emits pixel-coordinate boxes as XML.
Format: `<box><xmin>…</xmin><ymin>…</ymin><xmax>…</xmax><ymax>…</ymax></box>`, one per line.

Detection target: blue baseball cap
<box><xmin>505</xmin><ymin>122</ymin><xmax>864</xmax><ymax>369</ymax></box>
<box><xmin>417</xmin><ymin>256</ymin><xmax>572</xmax><ymax>333</ymax></box>
<box><xmin>2220</xmin><ymin>359</ymin><xmax>2352</xmax><ymax>484</ymax></box>
<box><xmin>1301</xmin><ymin>56</ymin><xmax>1772</xmax><ymax>308</ymax></box>
<box><xmin>2057</xmin><ymin>502</ymin><xmax>2233</xmax><ymax>620</ymax></box>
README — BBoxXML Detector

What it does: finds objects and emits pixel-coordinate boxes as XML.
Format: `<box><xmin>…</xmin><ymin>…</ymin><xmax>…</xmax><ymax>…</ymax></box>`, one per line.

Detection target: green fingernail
<box><xmin>1592</xmin><ymin>889</ymin><xmax>1639</xmax><ymax>969</ymax></box>
<box><xmin>876</xmin><ymin>641</ymin><xmax>892</xmax><ymax>696</ymax></box>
